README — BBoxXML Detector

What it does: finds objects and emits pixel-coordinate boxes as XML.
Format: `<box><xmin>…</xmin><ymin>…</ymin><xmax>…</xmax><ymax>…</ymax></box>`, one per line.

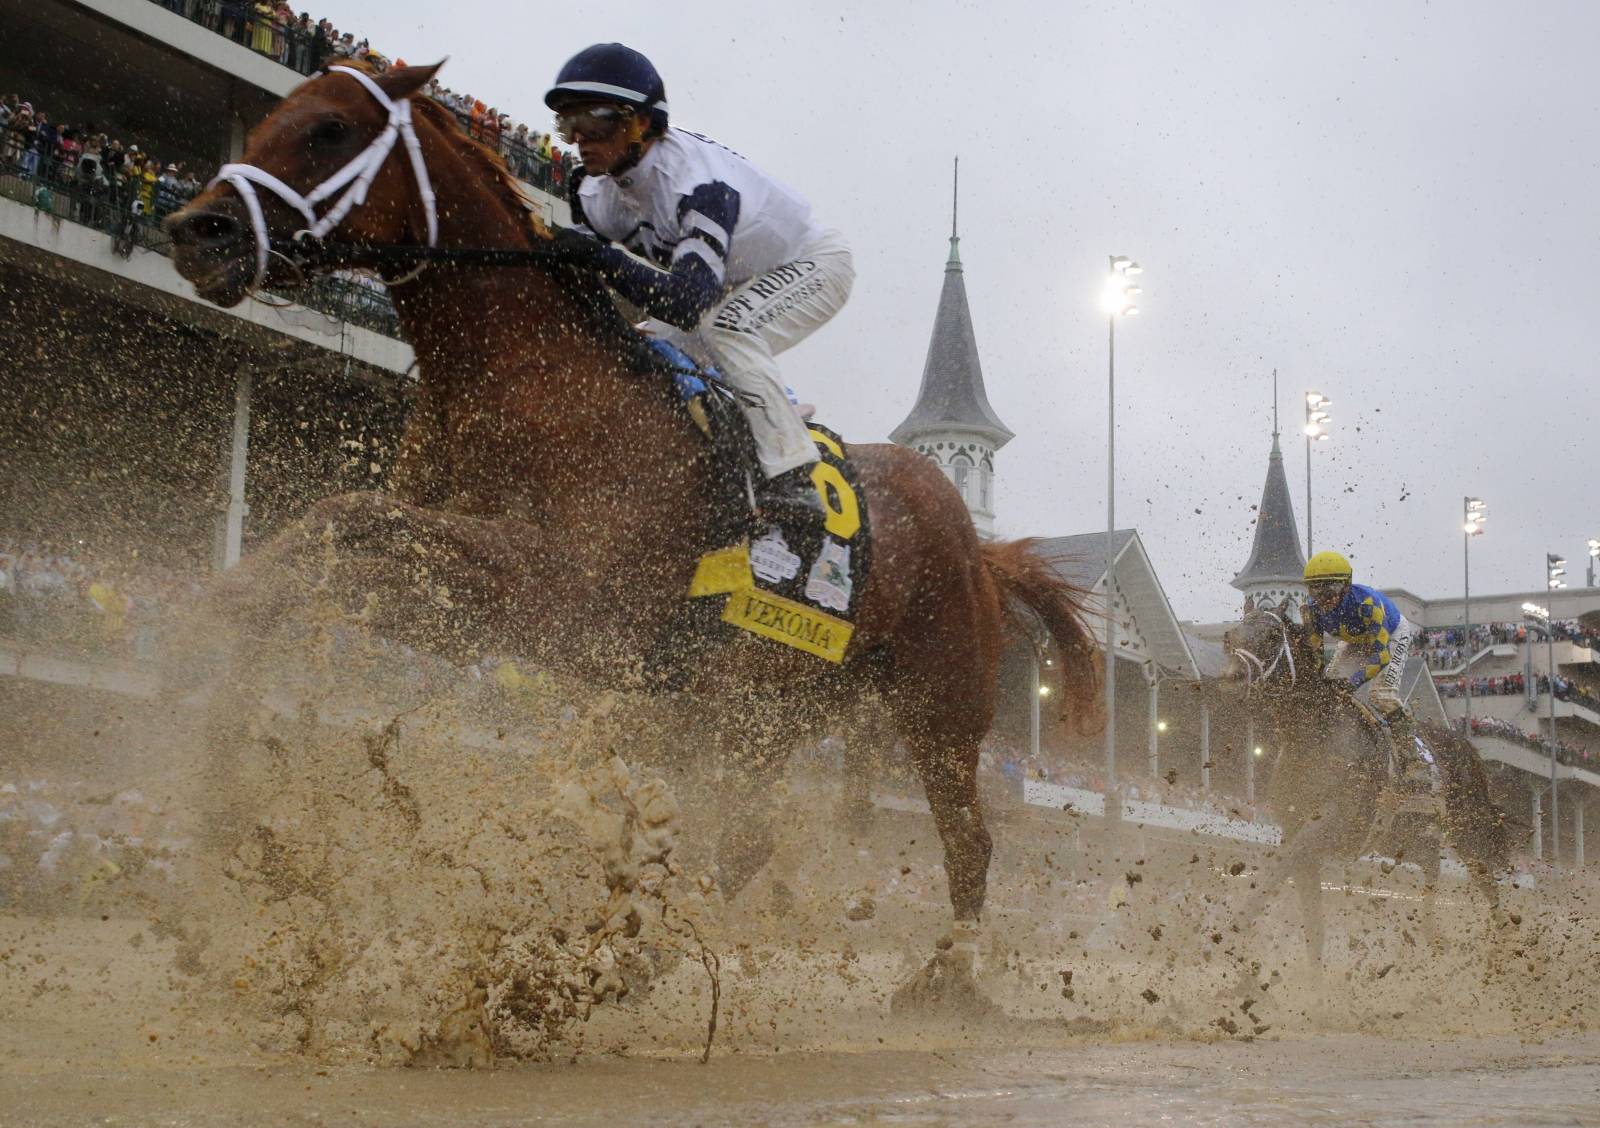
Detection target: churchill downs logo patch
<box><xmin>688</xmin><ymin>423</ymin><xmax>871</xmax><ymax>663</ymax></box>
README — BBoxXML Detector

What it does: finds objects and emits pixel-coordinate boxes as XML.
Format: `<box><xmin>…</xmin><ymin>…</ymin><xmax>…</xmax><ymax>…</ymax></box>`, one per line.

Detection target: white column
<box><xmin>1146</xmin><ymin>676</ymin><xmax>1159</xmax><ymax>778</ymax></box>
<box><xmin>1199</xmin><ymin>699</ymin><xmax>1211</xmax><ymax>791</ymax></box>
<box><xmin>217</xmin><ymin>368</ymin><xmax>251</xmax><ymax>571</ymax></box>
<box><xmin>1531</xmin><ymin>787</ymin><xmax>1543</xmax><ymax>860</ymax></box>
<box><xmin>1245</xmin><ymin>717</ymin><xmax>1256</xmax><ymax>804</ymax></box>
<box><xmin>1029</xmin><ymin>650</ymin><xmax>1041</xmax><ymax>764</ymax></box>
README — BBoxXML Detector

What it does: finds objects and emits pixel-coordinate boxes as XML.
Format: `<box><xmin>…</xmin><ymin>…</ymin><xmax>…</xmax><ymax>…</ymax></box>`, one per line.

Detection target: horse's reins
<box><xmin>1232</xmin><ymin>609</ymin><xmax>1297</xmax><ymax>689</ymax></box>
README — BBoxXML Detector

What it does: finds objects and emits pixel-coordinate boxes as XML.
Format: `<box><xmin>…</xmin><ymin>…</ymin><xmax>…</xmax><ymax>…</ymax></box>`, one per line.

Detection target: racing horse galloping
<box><xmin>163</xmin><ymin>62</ymin><xmax>1100</xmax><ymax>999</ymax></box>
<box><xmin>1221</xmin><ymin>599</ymin><xmax>1511</xmax><ymax>988</ymax></box>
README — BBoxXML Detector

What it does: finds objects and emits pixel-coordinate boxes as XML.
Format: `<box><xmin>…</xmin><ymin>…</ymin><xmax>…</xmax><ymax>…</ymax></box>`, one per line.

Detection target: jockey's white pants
<box><xmin>1329</xmin><ymin>614</ymin><xmax>1416</xmax><ymax>716</ymax></box>
<box><xmin>642</xmin><ymin>228</ymin><xmax>855</xmax><ymax>479</ymax></box>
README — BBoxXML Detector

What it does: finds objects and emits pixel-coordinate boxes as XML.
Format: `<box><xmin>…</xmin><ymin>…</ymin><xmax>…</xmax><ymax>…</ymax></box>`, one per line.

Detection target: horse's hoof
<box><xmin>889</xmin><ymin>946</ymin><xmax>997</xmax><ymax>1019</ymax></box>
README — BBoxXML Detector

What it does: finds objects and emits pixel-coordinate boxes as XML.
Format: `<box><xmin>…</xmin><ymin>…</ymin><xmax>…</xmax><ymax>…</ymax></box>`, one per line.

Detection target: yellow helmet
<box><xmin>1304</xmin><ymin>550</ymin><xmax>1353</xmax><ymax>584</ymax></box>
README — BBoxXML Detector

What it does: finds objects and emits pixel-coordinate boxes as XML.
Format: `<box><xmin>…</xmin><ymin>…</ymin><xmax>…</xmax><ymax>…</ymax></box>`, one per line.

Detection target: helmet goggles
<box><xmin>553</xmin><ymin>104</ymin><xmax>633</xmax><ymax>144</ymax></box>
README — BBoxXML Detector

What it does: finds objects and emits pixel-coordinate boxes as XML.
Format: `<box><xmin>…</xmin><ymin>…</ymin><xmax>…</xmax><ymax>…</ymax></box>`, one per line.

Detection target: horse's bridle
<box><xmin>208</xmin><ymin>65</ymin><xmax>440</xmax><ymax>293</ymax></box>
<box><xmin>1232</xmin><ymin>608</ymin><xmax>1297</xmax><ymax>689</ymax></box>
<box><xmin>206</xmin><ymin>65</ymin><xmax>579</xmax><ymax>293</ymax></box>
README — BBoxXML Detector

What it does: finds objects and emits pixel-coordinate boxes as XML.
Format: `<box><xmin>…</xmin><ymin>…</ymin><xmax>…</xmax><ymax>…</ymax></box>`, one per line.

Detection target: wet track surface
<box><xmin>7</xmin><ymin>1033</ymin><xmax>1600</xmax><ymax>1126</ymax></box>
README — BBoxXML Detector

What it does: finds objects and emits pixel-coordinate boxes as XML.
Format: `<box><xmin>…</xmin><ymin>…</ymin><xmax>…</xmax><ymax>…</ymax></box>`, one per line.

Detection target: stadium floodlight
<box><xmin>1548</xmin><ymin>553</ymin><xmax>1567</xmax><ymax>590</ymax></box>
<box><xmin>1102</xmin><ymin>254</ymin><xmax>1145</xmax><ymax>791</ymax></box>
<box><xmin>1522</xmin><ymin>601</ymin><xmax>1550</xmax><ymax>620</ymax></box>
<box><xmin>1304</xmin><ymin>392</ymin><xmax>1333</xmax><ymax>553</ymax></box>
<box><xmin>1461</xmin><ymin>496</ymin><xmax>1488</xmax><ymax>730</ymax></box>
<box><xmin>1588</xmin><ymin>539</ymin><xmax>1599</xmax><ymax>587</ymax></box>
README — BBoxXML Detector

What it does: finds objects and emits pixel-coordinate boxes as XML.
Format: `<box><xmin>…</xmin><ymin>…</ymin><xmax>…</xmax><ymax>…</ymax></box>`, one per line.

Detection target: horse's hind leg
<box><xmin>908</xmin><ymin>733</ymin><xmax>992</xmax><ymax>929</ymax></box>
<box><xmin>888</xmin><ymin>726</ymin><xmax>995</xmax><ymax>1016</ymax></box>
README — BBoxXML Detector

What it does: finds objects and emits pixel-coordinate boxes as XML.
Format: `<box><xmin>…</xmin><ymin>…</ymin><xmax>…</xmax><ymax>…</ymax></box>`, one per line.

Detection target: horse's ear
<box><xmin>1243</xmin><ymin>595</ymin><xmax>1257</xmax><ymax>614</ymax></box>
<box><xmin>1276</xmin><ymin>595</ymin><xmax>1294</xmax><ymax>620</ymax></box>
<box><xmin>1298</xmin><ymin>600</ymin><xmax>1316</xmax><ymax>628</ymax></box>
<box><xmin>379</xmin><ymin>59</ymin><xmax>447</xmax><ymax>102</ymax></box>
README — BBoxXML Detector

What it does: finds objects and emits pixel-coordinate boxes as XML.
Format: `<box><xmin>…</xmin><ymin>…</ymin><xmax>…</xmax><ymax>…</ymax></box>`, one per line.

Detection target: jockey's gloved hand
<box><xmin>548</xmin><ymin>227</ymin><xmax>607</xmax><ymax>269</ymax></box>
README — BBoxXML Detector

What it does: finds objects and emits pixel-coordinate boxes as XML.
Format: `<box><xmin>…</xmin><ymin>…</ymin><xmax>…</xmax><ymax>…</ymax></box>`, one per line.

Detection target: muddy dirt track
<box><xmin>4</xmin><ymin>1032</ymin><xmax>1599</xmax><ymax>1126</ymax></box>
<box><xmin>4</xmin><ymin>668</ymin><xmax>1600</xmax><ymax>1126</ymax></box>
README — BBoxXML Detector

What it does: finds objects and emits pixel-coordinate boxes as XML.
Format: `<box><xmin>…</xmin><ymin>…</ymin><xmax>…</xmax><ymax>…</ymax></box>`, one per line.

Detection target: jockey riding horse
<box><xmin>1302</xmin><ymin>550</ymin><xmax>1430</xmax><ymax>799</ymax></box>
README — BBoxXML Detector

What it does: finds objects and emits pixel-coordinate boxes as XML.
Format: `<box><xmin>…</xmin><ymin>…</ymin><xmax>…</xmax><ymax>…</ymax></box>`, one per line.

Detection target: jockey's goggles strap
<box><xmin>206</xmin><ymin>65</ymin><xmax>439</xmax><ymax>291</ymax></box>
<box><xmin>553</xmin><ymin>105</ymin><xmax>630</xmax><ymax>144</ymax></box>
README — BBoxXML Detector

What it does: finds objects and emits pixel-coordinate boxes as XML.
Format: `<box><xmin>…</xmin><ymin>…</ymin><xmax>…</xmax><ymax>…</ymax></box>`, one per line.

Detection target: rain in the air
<box><xmin>1</xmin><ymin>2</ymin><xmax>1598</xmax><ymax>1124</ymax></box>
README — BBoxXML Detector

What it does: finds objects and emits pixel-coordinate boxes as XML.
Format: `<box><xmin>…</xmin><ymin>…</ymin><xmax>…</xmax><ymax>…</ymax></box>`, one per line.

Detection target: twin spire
<box><xmin>1232</xmin><ymin>369</ymin><xmax>1307</xmax><ymax>592</ymax></box>
<box><xmin>890</xmin><ymin>157</ymin><xmax>1013</xmax><ymax>448</ymax></box>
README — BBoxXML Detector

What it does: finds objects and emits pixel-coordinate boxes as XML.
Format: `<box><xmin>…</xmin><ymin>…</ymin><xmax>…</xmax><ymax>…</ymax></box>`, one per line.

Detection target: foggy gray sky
<box><xmin>311</xmin><ymin>0</ymin><xmax>1599</xmax><ymax>621</ymax></box>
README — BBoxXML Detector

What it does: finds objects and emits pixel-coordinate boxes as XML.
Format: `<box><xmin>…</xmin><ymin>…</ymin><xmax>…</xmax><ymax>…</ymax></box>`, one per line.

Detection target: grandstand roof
<box><xmin>1032</xmin><ymin>529</ymin><xmax>1200</xmax><ymax>680</ymax></box>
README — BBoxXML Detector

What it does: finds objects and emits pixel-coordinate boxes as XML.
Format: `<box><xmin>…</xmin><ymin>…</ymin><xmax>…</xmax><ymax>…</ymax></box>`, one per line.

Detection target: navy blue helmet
<box><xmin>545</xmin><ymin>43</ymin><xmax>669</xmax><ymax>134</ymax></box>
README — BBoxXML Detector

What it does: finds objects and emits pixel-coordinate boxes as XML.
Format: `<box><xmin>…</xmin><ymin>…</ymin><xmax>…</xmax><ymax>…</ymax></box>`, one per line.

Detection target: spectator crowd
<box><xmin>144</xmin><ymin>0</ymin><xmax>577</xmax><ymax>193</ymax></box>
<box><xmin>1</xmin><ymin>92</ymin><xmax>207</xmax><ymax>246</ymax></box>
<box><xmin>1418</xmin><ymin>619</ymin><xmax>1600</xmax><ymax>670</ymax></box>
<box><xmin>1466</xmin><ymin>715</ymin><xmax>1596</xmax><ymax>770</ymax></box>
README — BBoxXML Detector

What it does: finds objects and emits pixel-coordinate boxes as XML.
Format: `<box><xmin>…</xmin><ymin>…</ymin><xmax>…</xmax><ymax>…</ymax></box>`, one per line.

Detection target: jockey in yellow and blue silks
<box><xmin>1304</xmin><ymin>550</ymin><xmax>1419</xmax><ymax>752</ymax></box>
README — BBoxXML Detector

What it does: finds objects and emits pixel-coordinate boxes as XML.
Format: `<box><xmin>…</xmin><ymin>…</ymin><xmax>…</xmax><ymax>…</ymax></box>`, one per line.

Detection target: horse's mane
<box><xmin>378</xmin><ymin>73</ymin><xmax>658</xmax><ymax>361</ymax></box>
<box><xmin>406</xmin><ymin>94</ymin><xmax>552</xmax><ymax>243</ymax></box>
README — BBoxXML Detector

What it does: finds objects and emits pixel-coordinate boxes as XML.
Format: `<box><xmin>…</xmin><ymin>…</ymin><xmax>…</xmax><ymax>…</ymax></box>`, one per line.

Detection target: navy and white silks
<box><xmin>575</xmin><ymin>127</ymin><xmax>854</xmax><ymax>478</ymax></box>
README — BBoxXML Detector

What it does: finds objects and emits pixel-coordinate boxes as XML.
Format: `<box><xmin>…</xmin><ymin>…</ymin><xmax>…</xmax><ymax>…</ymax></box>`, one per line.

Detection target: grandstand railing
<box><xmin>0</xmin><ymin>159</ymin><xmax>402</xmax><ymax>340</ymax></box>
<box><xmin>137</xmin><ymin>0</ymin><xmax>573</xmax><ymax>197</ymax></box>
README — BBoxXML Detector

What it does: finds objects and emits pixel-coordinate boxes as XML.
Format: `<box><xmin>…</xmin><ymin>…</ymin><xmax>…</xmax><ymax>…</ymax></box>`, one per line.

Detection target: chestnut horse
<box><xmin>1222</xmin><ymin>602</ymin><xmax>1511</xmax><ymax>988</ymax></box>
<box><xmin>164</xmin><ymin>63</ymin><xmax>1100</xmax><ymax>994</ymax></box>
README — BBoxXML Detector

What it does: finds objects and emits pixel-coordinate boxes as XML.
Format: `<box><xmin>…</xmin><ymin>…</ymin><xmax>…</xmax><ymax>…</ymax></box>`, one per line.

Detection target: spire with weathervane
<box><xmin>891</xmin><ymin>157</ymin><xmax>1014</xmax><ymax>536</ymax></box>
<box><xmin>1231</xmin><ymin>370</ymin><xmax>1308</xmax><ymax>610</ymax></box>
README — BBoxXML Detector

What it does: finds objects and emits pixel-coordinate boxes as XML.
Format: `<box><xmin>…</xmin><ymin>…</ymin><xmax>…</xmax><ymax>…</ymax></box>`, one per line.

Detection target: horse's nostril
<box><xmin>171</xmin><ymin>210</ymin><xmax>240</xmax><ymax>248</ymax></box>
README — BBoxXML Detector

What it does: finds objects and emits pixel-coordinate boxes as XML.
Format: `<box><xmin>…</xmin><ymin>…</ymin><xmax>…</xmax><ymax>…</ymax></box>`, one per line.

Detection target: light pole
<box><xmin>1462</xmin><ymin>497</ymin><xmax>1486</xmax><ymax>731</ymax></box>
<box><xmin>1304</xmin><ymin>392</ymin><xmax>1332</xmax><ymax>555</ymax></box>
<box><xmin>1588</xmin><ymin>539</ymin><xmax>1599</xmax><ymax>589</ymax></box>
<box><xmin>1103</xmin><ymin>255</ymin><xmax>1142</xmax><ymax>792</ymax></box>
<box><xmin>1523</xmin><ymin>601</ymin><xmax>1557</xmax><ymax>866</ymax></box>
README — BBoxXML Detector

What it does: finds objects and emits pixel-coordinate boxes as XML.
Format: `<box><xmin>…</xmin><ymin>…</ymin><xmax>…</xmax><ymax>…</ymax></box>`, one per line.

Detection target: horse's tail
<box><xmin>1419</xmin><ymin>720</ymin><xmax>1513</xmax><ymax>876</ymax></box>
<box><xmin>980</xmin><ymin>538</ymin><xmax>1104</xmax><ymax>734</ymax></box>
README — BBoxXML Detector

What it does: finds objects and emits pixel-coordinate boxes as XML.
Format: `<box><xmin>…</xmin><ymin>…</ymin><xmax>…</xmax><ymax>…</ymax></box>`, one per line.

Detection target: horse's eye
<box><xmin>311</xmin><ymin>119</ymin><xmax>351</xmax><ymax>146</ymax></box>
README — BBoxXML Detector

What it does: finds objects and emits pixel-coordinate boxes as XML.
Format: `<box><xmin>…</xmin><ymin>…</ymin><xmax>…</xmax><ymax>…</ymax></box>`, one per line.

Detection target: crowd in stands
<box><xmin>1418</xmin><ymin>619</ymin><xmax>1600</xmax><ymax>669</ymax></box>
<box><xmin>1466</xmin><ymin>715</ymin><xmax>1596</xmax><ymax>770</ymax></box>
<box><xmin>152</xmin><ymin>0</ymin><xmax>384</xmax><ymax>75</ymax></box>
<box><xmin>1</xmin><ymin>92</ymin><xmax>207</xmax><ymax>247</ymax></box>
<box><xmin>1435</xmin><ymin>670</ymin><xmax>1600</xmax><ymax>714</ymax></box>
<box><xmin>144</xmin><ymin>0</ymin><xmax>576</xmax><ymax>193</ymax></box>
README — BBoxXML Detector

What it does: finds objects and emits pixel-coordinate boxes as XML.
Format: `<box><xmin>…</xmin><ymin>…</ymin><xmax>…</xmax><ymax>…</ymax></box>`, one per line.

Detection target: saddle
<box><xmin>636</xmin><ymin>340</ymin><xmax>873</xmax><ymax>677</ymax></box>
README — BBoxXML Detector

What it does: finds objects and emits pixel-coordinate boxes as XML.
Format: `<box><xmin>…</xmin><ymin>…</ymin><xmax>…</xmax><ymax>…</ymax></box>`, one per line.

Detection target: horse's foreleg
<box><xmin>836</xmin><ymin>704</ymin><xmax>892</xmax><ymax>835</ymax></box>
<box><xmin>1292</xmin><ymin>856</ymin><xmax>1326</xmax><ymax>971</ymax></box>
<box><xmin>1418</xmin><ymin>835</ymin><xmax>1445</xmax><ymax>951</ymax></box>
<box><xmin>203</xmin><ymin>492</ymin><xmax>550</xmax><ymax>663</ymax></box>
<box><xmin>709</xmin><ymin>726</ymin><xmax>790</xmax><ymax>902</ymax></box>
<box><xmin>1225</xmin><ymin>817</ymin><xmax>1338</xmax><ymax>994</ymax></box>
